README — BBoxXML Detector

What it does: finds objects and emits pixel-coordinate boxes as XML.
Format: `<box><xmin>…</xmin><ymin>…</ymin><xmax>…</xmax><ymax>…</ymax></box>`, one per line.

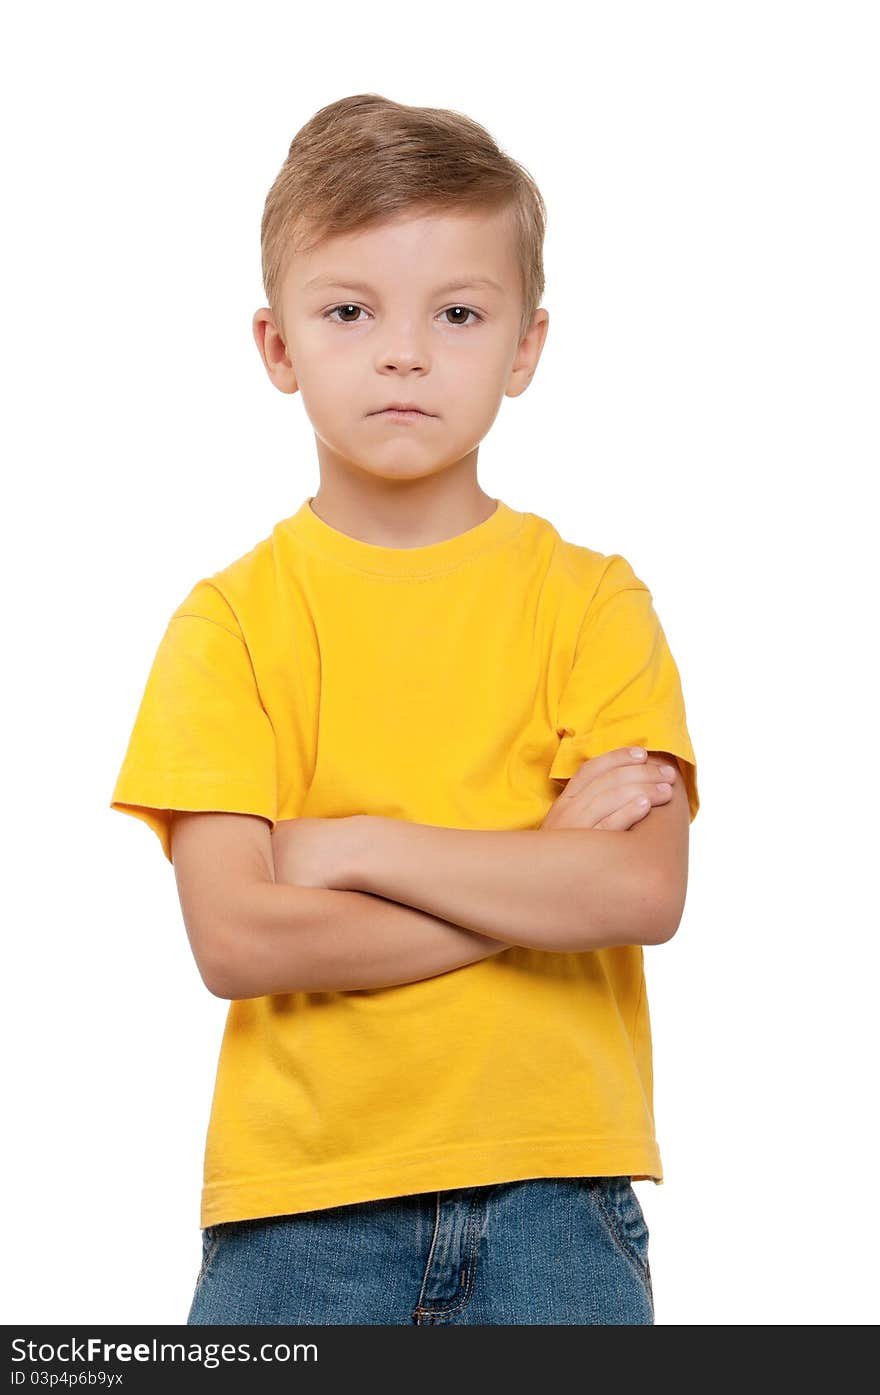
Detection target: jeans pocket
<box><xmin>584</xmin><ymin>1176</ymin><xmax>651</xmax><ymax>1281</ymax></box>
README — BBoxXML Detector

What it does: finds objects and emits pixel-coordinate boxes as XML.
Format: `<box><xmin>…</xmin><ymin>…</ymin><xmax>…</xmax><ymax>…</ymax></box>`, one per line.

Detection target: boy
<box><xmin>110</xmin><ymin>93</ymin><xmax>699</xmax><ymax>1326</ymax></box>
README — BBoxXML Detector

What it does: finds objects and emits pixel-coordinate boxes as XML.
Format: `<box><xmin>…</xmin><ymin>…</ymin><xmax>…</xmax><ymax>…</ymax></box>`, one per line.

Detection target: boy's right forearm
<box><xmin>218</xmin><ymin>880</ymin><xmax>512</xmax><ymax>999</ymax></box>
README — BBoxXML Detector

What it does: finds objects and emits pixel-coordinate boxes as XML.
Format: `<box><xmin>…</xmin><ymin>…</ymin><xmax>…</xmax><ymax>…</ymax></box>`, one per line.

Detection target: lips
<box><xmin>373</xmin><ymin>404</ymin><xmax>432</xmax><ymax>415</ymax></box>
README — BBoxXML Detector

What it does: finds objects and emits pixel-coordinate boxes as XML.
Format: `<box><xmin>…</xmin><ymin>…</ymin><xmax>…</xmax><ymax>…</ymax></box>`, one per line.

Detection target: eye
<box><xmin>322</xmin><ymin>303</ymin><xmax>484</xmax><ymax>327</ymax></box>
<box><xmin>441</xmin><ymin>306</ymin><xmax>483</xmax><ymax>327</ymax></box>
<box><xmin>324</xmin><ymin>303</ymin><xmax>366</xmax><ymax>324</ymax></box>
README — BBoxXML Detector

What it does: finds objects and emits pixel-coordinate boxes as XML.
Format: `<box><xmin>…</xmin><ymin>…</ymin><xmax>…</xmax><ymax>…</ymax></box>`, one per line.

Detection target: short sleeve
<box><xmin>548</xmin><ymin>555</ymin><xmax>700</xmax><ymax>824</ymax></box>
<box><xmin>110</xmin><ymin>581</ymin><xmax>277</xmax><ymax>863</ymax></box>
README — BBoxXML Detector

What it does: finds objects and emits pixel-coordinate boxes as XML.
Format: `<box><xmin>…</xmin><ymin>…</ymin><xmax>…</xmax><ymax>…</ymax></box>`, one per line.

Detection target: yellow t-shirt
<box><xmin>110</xmin><ymin>497</ymin><xmax>699</xmax><ymax>1228</ymax></box>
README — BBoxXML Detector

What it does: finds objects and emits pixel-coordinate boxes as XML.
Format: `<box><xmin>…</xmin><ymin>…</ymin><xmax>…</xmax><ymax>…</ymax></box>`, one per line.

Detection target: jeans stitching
<box><xmin>588</xmin><ymin>1181</ymin><xmax>652</xmax><ymax>1291</ymax></box>
<box><xmin>195</xmin><ymin>1227</ymin><xmax>222</xmax><ymax>1289</ymax></box>
<box><xmin>413</xmin><ymin>1195</ymin><xmax>482</xmax><ymax>1320</ymax></box>
<box><xmin>412</xmin><ymin>1194</ymin><xmax>443</xmax><ymax>1318</ymax></box>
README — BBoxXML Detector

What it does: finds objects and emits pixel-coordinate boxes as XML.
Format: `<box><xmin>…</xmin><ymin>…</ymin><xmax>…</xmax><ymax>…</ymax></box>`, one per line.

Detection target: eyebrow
<box><xmin>302</xmin><ymin>273</ymin><xmax>505</xmax><ymax>296</ymax></box>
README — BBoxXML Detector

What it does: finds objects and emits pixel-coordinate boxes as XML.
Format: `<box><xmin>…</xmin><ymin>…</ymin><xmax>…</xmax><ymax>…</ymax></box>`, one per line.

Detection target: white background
<box><xmin>3</xmin><ymin>0</ymin><xmax>877</xmax><ymax>1327</ymax></box>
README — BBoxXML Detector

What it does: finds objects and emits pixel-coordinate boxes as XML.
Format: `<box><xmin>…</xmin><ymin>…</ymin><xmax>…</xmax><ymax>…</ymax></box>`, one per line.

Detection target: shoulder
<box><xmin>524</xmin><ymin>509</ymin><xmax>647</xmax><ymax>607</ymax></box>
<box><xmin>170</xmin><ymin>516</ymin><xmax>301</xmax><ymax>637</ymax></box>
<box><xmin>562</xmin><ymin>545</ymin><xmax>646</xmax><ymax>608</ymax></box>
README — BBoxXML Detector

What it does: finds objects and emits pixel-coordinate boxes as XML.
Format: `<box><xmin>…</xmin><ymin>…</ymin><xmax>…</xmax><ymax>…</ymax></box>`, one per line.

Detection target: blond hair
<box><xmin>260</xmin><ymin>93</ymin><xmax>547</xmax><ymax>346</ymax></box>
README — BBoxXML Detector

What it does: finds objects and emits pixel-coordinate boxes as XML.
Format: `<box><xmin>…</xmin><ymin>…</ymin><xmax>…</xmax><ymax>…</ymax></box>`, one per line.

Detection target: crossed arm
<box><xmin>278</xmin><ymin>747</ymin><xmax>691</xmax><ymax>954</ymax></box>
<box><xmin>333</xmin><ymin>815</ymin><xmax>675</xmax><ymax>952</ymax></box>
<box><xmin>187</xmin><ymin>752</ymin><xmax>690</xmax><ymax>999</ymax></box>
<box><xmin>269</xmin><ymin>750</ymin><xmax>690</xmax><ymax>956</ymax></box>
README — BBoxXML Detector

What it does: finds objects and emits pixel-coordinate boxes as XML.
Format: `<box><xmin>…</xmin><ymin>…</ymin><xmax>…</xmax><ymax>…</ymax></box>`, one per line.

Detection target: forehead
<box><xmin>288</xmin><ymin>206</ymin><xmax>519</xmax><ymax>296</ymax></box>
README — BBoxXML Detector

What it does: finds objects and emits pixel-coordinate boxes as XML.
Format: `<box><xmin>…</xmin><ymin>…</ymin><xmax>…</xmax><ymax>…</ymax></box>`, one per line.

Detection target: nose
<box><xmin>373</xmin><ymin>323</ymin><xmax>431</xmax><ymax>374</ymax></box>
<box><xmin>378</xmin><ymin>352</ymin><xmax>428</xmax><ymax>375</ymax></box>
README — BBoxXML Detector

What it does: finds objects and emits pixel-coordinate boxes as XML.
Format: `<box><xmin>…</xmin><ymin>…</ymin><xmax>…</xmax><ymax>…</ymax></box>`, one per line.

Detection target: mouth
<box><xmin>370</xmin><ymin>405</ymin><xmax>435</xmax><ymax>419</ymax></box>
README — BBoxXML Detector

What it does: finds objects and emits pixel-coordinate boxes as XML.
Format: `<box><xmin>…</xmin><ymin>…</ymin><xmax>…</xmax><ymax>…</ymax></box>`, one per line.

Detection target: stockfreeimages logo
<box><xmin>9</xmin><ymin>1336</ymin><xmax>317</xmax><ymax>1371</ymax></box>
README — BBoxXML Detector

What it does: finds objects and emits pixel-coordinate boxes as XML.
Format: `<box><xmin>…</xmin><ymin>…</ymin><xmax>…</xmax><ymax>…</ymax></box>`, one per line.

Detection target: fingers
<box><xmin>563</xmin><ymin>744</ymin><xmax>649</xmax><ymax>792</ymax></box>
<box><xmin>593</xmin><ymin>793</ymin><xmax>656</xmax><ymax>832</ymax></box>
<box><xmin>581</xmin><ymin>776</ymin><xmax>674</xmax><ymax>828</ymax></box>
<box><xmin>548</xmin><ymin>746</ymin><xmax>678</xmax><ymax>831</ymax></box>
<box><xmin>572</xmin><ymin>743</ymin><xmax>643</xmax><ymax>770</ymax></box>
<box><xmin>543</xmin><ymin>745</ymin><xmax>681</xmax><ymax>834</ymax></box>
<box><xmin>544</xmin><ymin>767</ymin><xmax>675</xmax><ymax>832</ymax></box>
<box><xmin>563</xmin><ymin>746</ymin><xmax>676</xmax><ymax>797</ymax></box>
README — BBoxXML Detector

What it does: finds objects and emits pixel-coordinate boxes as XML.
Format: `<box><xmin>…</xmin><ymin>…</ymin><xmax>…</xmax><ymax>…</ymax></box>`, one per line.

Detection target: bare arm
<box><xmin>338</xmin><ymin>817</ymin><xmax>669</xmax><ymax>952</ymax></box>
<box><xmin>170</xmin><ymin>809</ymin><xmax>513</xmax><ymax>1001</ymax></box>
<box><xmin>331</xmin><ymin>749</ymin><xmax>690</xmax><ymax>953</ymax></box>
<box><xmin>223</xmin><ymin>882</ymin><xmax>511</xmax><ymax>1000</ymax></box>
<box><xmin>170</xmin><ymin>750</ymin><xmax>682</xmax><ymax>999</ymax></box>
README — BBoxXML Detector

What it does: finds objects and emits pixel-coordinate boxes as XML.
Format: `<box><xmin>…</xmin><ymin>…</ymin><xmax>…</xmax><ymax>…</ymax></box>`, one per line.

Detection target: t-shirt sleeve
<box><xmin>548</xmin><ymin>554</ymin><xmax>700</xmax><ymax>823</ymax></box>
<box><xmin>109</xmin><ymin>580</ymin><xmax>277</xmax><ymax>863</ymax></box>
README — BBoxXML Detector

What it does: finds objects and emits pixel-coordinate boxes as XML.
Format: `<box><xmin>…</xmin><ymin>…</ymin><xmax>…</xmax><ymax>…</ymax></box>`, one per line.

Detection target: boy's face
<box><xmin>253</xmin><ymin>206</ymin><xmax>548</xmax><ymax>484</ymax></box>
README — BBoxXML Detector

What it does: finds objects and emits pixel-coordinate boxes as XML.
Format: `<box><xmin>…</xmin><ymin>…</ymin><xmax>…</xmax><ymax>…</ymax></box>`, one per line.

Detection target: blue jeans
<box><xmin>187</xmin><ymin>1176</ymin><xmax>654</xmax><ymax>1325</ymax></box>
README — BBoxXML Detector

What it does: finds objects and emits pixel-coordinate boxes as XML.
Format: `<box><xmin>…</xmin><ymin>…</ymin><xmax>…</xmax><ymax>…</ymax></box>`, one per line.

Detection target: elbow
<box><xmin>642</xmin><ymin>875</ymin><xmax>687</xmax><ymax>946</ymax></box>
<box><xmin>644</xmin><ymin>918</ymin><xmax>678</xmax><ymax>947</ymax></box>
<box><xmin>575</xmin><ymin>873</ymin><xmax>685</xmax><ymax>950</ymax></box>
<box><xmin>564</xmin><ymin>858</ymin><xmax>688</xmax><ymax>951</ymax></box>
<box><xmin>205</xmin><ymin>973</ymin><xmax>238</xmax><ymax>1001</ymax></box>
<box><xmin>183</xmin><ymin>925</ymin><xmax>241</xmax><ymax>1000</ymax></box>
<box><xmin>196</xmin><ymin>913</ymin><xmax>251</xmax><ymax>1000</ymax></box>
<box><xmin>200</xmin><ymin>880</ymin><xmax>308</xmax><ymax>999</ymax></box>
<box><xmin>201</xmin><ymin>946</ymin><xmax>242</xmax><ymax>1000</ymax></box>
<box><xmin>200</xmin><ymin>876</ymin><xmax>284</xmax><ymax>998</ymax></box>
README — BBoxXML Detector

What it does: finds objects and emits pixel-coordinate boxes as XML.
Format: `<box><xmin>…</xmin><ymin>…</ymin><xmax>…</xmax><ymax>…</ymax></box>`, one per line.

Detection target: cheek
<box><xmin>448</xmin><ymin>360</ymin><xmax>509</xmax><ymax>414</ymax></box>
<box><xmin>299</xmin><ymin>359</ymin><xmax>360</xmax><ymax>411</ymax></box>
<box><xmin>449</xmin><ymin>334</ymin><xmax>511</xmax><ymax>381</ymax></box>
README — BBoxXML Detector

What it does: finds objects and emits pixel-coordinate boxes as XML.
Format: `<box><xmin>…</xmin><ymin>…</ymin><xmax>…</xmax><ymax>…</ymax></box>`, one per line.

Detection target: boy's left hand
<box><xmin>271</xmin><ymin>816</ymin><xmax>360</xmax><ymax>890</ymax></box>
